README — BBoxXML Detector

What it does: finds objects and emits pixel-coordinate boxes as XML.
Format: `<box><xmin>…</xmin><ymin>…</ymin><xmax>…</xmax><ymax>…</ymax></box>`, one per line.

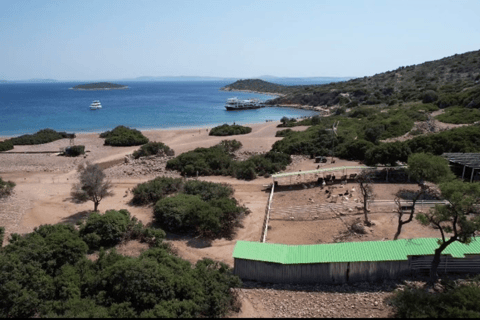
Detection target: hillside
<box><xmin>71</xmin><ymin>82</ymin><xmax>128</xmax><ymax>90</ymax></box>
<box><xmin>223</xmin><ymin>50</ymin><xmax>480</xmax><ymax>109</ymax></box>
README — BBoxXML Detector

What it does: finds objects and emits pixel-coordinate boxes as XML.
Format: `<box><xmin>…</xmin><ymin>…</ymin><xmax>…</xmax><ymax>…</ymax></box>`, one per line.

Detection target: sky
<box><xmin>1</xmin><ymin>0</ymin><xmax>479</xmax><ymax>81</ymax></box>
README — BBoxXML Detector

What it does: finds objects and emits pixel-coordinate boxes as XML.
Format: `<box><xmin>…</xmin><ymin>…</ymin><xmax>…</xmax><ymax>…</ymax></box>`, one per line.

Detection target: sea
<box><xmin>0</xmin><ymin>80</ymin><xmax>328</xmax><ymax>137</ymax></box>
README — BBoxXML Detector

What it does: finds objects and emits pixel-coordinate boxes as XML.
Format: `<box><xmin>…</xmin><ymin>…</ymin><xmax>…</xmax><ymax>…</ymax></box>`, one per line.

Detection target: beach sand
<box><xmin>0</xmin><ymin>120</ymin><xmax>291</xmax><ymax>266</ymax></box>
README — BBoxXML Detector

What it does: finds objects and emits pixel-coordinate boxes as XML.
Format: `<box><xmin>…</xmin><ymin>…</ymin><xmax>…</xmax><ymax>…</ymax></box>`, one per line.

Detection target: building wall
<box><xmin>234</xmin><ymin>255</ymin><xmax>480</xmax><ymax>284</ymax></box>
<box><xmin>234</xmin><ymin>259</ymin><xmax>410</xmax><ymax>284</ymax></box>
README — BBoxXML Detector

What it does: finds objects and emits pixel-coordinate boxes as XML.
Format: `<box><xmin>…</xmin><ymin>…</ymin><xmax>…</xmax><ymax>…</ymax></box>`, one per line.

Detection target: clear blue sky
<box><xmin>1</xmin><ymin>0</ymin><xmax>479</xmax><ymax>81</ymax></box>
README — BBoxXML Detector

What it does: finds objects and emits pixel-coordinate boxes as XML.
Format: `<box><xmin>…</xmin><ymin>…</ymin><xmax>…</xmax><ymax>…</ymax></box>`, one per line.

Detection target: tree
<box><xmin>356</xmin><ymin>170</ymin><xmax>376</xmax><ymax>226</ymax></box>
<box><xmin>71</xmin><ymin>162</ymin><xmax>114</xmax><ymax>211</ymax></box>
<box><xmin>393</xmin><ymin>153</ymin><xmax>455</xmax><ymax>240</ymax></box>
<box><xmin>280</xmin><ymin>116</ymin><xmax>289</xmax><ymax>125</ymax></box>
<box><xmin>416</xmin><ymin>180</ymin><xmax>480</xmax><ymax>283</ymax></box>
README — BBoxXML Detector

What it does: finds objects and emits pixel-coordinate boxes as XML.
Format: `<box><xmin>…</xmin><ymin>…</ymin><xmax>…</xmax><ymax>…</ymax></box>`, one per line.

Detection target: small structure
<box><xmin>233</xmin><ymin>238</ymin><xmax>480</xmax><ymax>284</ymax></box>
<box><xmin>443</xmin><ymin>153</ymin><xmax>480</xmax><ymax>182</ymax></box>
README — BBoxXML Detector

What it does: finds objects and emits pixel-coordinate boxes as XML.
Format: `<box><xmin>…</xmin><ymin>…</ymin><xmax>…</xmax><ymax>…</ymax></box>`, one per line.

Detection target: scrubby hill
<box><xmin>224</xmin><ymin>50</ymin><xmax>480</xmax><ymax>109</ymax></box>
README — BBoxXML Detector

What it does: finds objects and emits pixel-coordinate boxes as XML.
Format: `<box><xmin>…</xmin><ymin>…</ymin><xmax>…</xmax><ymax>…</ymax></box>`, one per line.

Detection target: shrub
<box><xmin>391</xmin><ymin>283</ymin><xmax>480</xmax><ymax>318</ymax></box>
<box><xmin>8</xmin><ymin>129</ymin><xmax>72</xmax><ymax>145</ymax></box>
<box><xmin>209</xmin><ymin>124</ymin><xmax>252</xmax><ymax>136</ymax></box>
<box><xmin>79</xmin><ymin>209</ymin><xmax>164</xmax><ymax>250</ymax></box>
<box><xmin>422</xmin><ymin>90</ymin><xmax>439</xmax><ymax>103</ymax></box>
<box><xmin>154</xmin><ymin>192</ymin><xmax>247</xmax><ymax>239</ymax></box>
<box><xmin>100</xmin><ymin>126</ymin><xmax>149</xmax><ymax>146</ymax></box>
<box><xmin>182</xmin><ymin>180</ymin><xmax>234</xmax><ymax>201</ymax></box>
<box><xmin>231</xmin><ymin>161</ymin><xmax>257</xmax><ymax>180</ymax></box>
<box><xmin>131</xmin><ymin>177</ymin><xmax>184</xmax><ymax>205</ymax></box>
<box><xmin>435</xmin><ymin>106</ymin><xmax>480</xmax><ymax>124</ymax></box>
<box><xmin>64</xmin><ymin>145</ymin><xmax>85</xmax><ymax>157</ymax></box>
<box><xmin>275</xmin><ymin>129</ymin><xmax>293</xmax><ymax>137</ymax></box>
<box><xmin>218</xmin><ymin>139</ymin><xmax>242</xmax><ymax>153</ymax></box>
<box><xmin>80</xmin><ymin>210</ymin><xmax>132</xmax><ymax>249</ymax></box>
<box><xmin>0</xmin><ymin>140</ymin><xmax>14</xmax><ymax>152</ymax></box>
<box><xmin>132</xmin><ymin>142</ymin><xmax>173</xmax><ymax>159</ymax></box>
<box><xmin>166</xmin><ymin>145</ymin><xmax>233</xmax><ymax>177</ymax></box>
<box><xmin>0</xmin><ymin>177</ymin><xmax>15</xmax><ymax>198</ymax></box>
<box><xmin>0</xmin><ymin>217</ymin><xmax>240</xmax><ymax>318</ymax></box>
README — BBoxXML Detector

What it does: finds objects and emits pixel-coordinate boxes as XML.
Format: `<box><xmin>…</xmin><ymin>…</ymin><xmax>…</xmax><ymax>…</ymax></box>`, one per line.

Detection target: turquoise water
<box><xmin>0</xmin><ymin>81</ymin><xmax>321</xmax><ymax>136</ymax></box>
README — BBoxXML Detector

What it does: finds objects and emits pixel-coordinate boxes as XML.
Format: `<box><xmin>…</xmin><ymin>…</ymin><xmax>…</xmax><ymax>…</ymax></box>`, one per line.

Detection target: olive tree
<box><xmin>416</xmin><ymin>180</ymin><xmax>480</xmax><ymax>283</ymax></box>
<box><xmin>393</xmin><ymin>153</ymin><xmax>455</xmax><ymax>240</ymax></box>
<box><xmin>71</xmin><ymin>162</ymin><xmax>114</xmax><ymax>211</ymax></box>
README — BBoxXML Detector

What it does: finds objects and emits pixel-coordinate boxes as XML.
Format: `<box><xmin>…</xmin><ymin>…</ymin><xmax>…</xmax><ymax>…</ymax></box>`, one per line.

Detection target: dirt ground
<box><xmin>268</xmin><ymin>179</ymin><xmax>442</xmax><ymax>244</ymax></box>
<box><xmin>0</xmin><ymin>120</ymin><xmax>448</xmax><ymax>318</ymax></box>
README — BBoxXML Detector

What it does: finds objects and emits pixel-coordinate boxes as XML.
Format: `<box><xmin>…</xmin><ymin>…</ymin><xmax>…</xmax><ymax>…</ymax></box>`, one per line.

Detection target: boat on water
<box><xmin>90</xmin><ymin>100</ymin><xmax>102</xmax><ymax>110</ymax></box>
<box><xmin>225</xmin><ymin>97</ymin><xmax>265</xmax><ymax>111</ymax></box>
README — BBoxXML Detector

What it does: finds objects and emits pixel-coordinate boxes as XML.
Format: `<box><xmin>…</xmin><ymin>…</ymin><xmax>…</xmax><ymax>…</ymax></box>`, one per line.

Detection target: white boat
<box><xmin>90</xmin><ymin>100</ymin><xmax>102</xmax><ymax>110</ymax></box>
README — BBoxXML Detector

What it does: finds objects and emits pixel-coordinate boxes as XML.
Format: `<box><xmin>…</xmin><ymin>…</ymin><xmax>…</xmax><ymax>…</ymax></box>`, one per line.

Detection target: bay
<box><xmin>0</xmin><ymin>80</ymin><xmax>322</xmax><ymax>136</ymax></box>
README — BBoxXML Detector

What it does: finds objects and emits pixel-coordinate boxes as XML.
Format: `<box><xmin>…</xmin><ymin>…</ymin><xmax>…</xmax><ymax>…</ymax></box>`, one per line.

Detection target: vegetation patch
<box><xmin>79</xmin><ymin>209</ymin><xmax>165</xmax><ymax>249</ymax></box>
<box><xmin>0</xmin><ymin>139</ymin><xmax>14</xmax><ymax>152</ymax></box>
<box><xmin>0</xmin><ymin>177</ymin><xmax>15</xmax><ymax>198</ymax></box>
<box><xmin>435</xmin><ymin>106</ymin><xmax>480</xmax><ymax>124</ymax></box>
<box><xmin>132</xmin><ymin>177</ymin><xmax>184</xmax><ymax>205</ymax></box>
<box><xmin>0</xmin><ymin>222</ymin><xmax>241</xmax><ymax>318</ymax></box>
<box><xmin>166</xmin><ymin>140</ymin><xmax>290</xmax><ymax>180</ymax></box>
<box><xmin>8</xmin><ymin>129</ymin><xmax>73</xmax><ymax>145</ymax></box>
<box><xmin>100</xmin><ymin>125</ymin><xmax>149</xmax><ymax>146</ymax></box>
<box><xmin>132</xmin><ymin>141</ymin><xmax>174</xmax><ymax>159</ymax></box>
<box><xmin>63</xmin><ymin>145</ymin><xmax>85</xmax><ymax>157</ymax></box>
<box><xmin>209</xmin><ymin>124</ymin><xmax>252</xmax><ymax>136</ymax></box>
<box><xmin>391</xmin><ymin>281</ymin><xmax>480</xmax><ymax>318</ymax></box>
<box><xmin>152</xmin><ymin>180</ymin><xmax>248</xmax><ymax>239</ymax></box>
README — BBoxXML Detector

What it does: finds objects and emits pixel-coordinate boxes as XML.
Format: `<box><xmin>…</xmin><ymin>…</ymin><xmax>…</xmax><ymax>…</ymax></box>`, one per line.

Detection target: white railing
<box><xmin>261</xmin><ymin>183</ymin><xmax>275</xmax><ymax>243</ymax></box>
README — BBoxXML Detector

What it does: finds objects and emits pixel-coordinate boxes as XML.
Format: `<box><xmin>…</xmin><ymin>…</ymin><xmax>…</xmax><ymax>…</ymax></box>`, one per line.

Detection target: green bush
<box><xmin>132</xmin><ymin>141</ymin><xmax>173</xmax><ymax>159</ymax></box>
<box><xmin>0</xmin><ymin>140</ymin><xmax>14</xmax><ymax>152</ymax></box>
<box><xmin>209</xmin><ymin>124</ymin><xmax>252</xmax><ymax>136</ymax></box>
<box><xmin>154</xmin><ymin>191</ymin><xmax>247</xmax><ymax>239</ymax></box>
<box><xmin>9</xmin><ymin>129</ymin><xmax>72</xmax><ymax>145</ymax></box>
<box><xmin>275</xmin><ymin>128</ymin><xmax>293</xmax><ymax>137</ymax></box>
<box><xmin>182</xmin><ymin>180</ymin><xmax>234</xmax><ymax>201</ymax></box>
<box><xmin>131</xmin><ymin>177</ymin><xmax>184</xmax><ymax>205</ymax></box>
<box><xmin>391</xmin><ymin>283</ymin><xmax>480</xmax><ymax>318</ymax></box>
<box><xmin>100</xmin><ymin>126</ymin><xmax>149</xmax><ymax>146</ymax></box>
<box><xmin>0</xmin><ymin>223</ymin><xmax>241</xmax><ymax>318</ymax></box>
<box><xmin>167</xmin><ymin>142</ymin><xmax>290</xmax><ymax>180</ymax></box>
<box><xmin>218</xmin><ymin>139</ymin><xmax>242</xmax><ymax>153</ymax></box>
<box><xmin>422</xmin><ymin>90</ymin><xmax>439</xmax><ymax>103</ymax></box>
<box><xmin>0</xmin><ymin>177</ymin><xmax>15</xmax><ymax>198</ymax></box>
<box><xmin>80</xmin><ymin>210</ymin><xmax>132</xmax><ymax>249</ymax></box>
<box><xmin>435</xmin><ymin>106</ymin><xmax>480</xmax><ymax>124</ymax></box>
<box><xmin>166</xmin><ymin>145</ymin><xmax>233</xmax><ymax>176</ymax></box>
<box><xmin>64</xmin><ymin>145</ymin><xmax>85</xmax><ymax>157</ymax></box>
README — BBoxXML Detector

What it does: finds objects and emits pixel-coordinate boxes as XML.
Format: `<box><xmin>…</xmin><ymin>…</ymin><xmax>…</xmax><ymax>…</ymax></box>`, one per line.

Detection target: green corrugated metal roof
<box><xmin>232</xmin><ymin>238</ymin><xmax>480</xmax><ymax>264</ymax></box>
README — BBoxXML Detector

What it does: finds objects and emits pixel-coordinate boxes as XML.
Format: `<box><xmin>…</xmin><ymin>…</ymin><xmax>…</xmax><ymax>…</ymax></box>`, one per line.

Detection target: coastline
<box><xmin>0</xmin><ymin>119</ymin><xmax>290</xmax><ymax>140</ymax></box>
<box><xmin>220</xmin><ymin>88</ymin><xmax>330</xmax><ymax>113</ymax></box>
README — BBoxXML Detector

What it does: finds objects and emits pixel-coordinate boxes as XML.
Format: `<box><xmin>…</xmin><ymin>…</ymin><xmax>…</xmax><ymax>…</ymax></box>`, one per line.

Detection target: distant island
<box><xmin>70</xmin><ymin>82</ymin><xmax>128</xmax><ymax>90</ymax></box>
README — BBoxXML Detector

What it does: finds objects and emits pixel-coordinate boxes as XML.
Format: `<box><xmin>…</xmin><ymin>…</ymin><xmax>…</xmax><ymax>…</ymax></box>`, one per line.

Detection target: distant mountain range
<box><xmin>1</xmin><ymin>76</ymin><xmax>352</xmax><ymax>83</ymax></box>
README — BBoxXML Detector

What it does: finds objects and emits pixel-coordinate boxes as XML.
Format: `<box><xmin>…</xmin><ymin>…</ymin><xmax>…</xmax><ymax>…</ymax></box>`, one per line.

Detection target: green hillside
<box><xmin>223</xmin><ymin>50</ymin><xmax>480</xmax><ymax>109</ymax></box>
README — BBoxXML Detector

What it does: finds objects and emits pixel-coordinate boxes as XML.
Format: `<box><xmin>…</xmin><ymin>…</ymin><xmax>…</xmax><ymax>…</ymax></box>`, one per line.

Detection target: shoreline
<box><xmin>0</xmin><ymin>120</ymin><xmax>287</xmax><ymax>140</ymax></box>
<box><xmin>0</xmin><ymin>106</ymin><xmax>320</xmax><ymax>139</ymax></box>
